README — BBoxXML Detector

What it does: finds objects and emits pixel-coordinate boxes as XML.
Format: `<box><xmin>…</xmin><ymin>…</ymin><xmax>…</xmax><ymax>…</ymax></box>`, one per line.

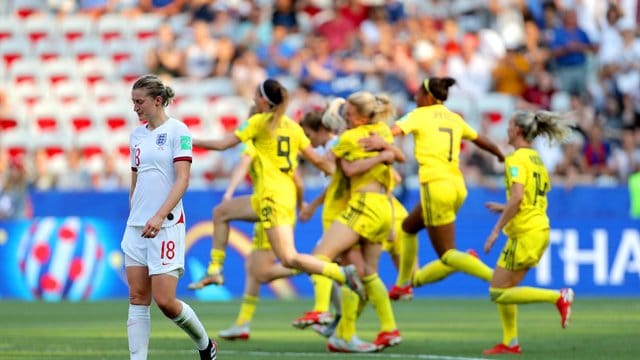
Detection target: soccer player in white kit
<box><xmin>121</xmin><ymin>74</ymin><xmax>217</xmax><ymax>360</ymax></box>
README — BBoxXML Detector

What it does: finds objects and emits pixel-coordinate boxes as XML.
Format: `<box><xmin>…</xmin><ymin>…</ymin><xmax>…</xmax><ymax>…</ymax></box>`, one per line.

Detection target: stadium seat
<box><xmin>79</xmin><ymin>58</ymin><xmax>117</xmax><ymax>87</ymax></box>
<box><xmin>169</xmin><ymin>99</ymin><xmax>210</xmax><ymax>137</ymax></box>
<box><xmin>75</xmin><ymin>130</ymin><xmax>107</xmax><ymax>173</ymax></box>
<box><xmin>1</xmin><ymin>128</ymin><xmax>31</xmax><ymax>160</ymax></box>
<box><xmin>24</xmin><ymin>15</ymin><xmax>56</xmax><ymax>45</ymax></box>
<box><xmin>8</xmin><ymin>58</ymin><xmax>42</xmax><ymax>85</ymax></box>
<box><xmin>33</xmin><ymin>37</ymin><xmax>66</xmax><ymax>62</ymax></box>
<box><xmin>198</xmin><ymin>77</ymin><xmax>237</xmax><ymax>102</ymax></box>
<box><xmin>476</xmin><ymin>93</ymin><xmax>516</xmax><ymax>141</ymax></box>
<box><xmin>42</xmin><ymin>58</ymin><xmax>78</xmax><ymax>87</ymax></box>
<box><xmin>11</xmin><ymin>82</ymin><xmax>48</xmax><ymax>109</ymax></box>
<box><xmin>104</xmin><ymin>39</ymin><xmax>132</xmax><ymax>64</ymax></box>
<box><xmin>90</xmin><ymin>81</ymin><xmax>126</xmax><ymax>105</ymax></box>
<box><xmin>209</xmin><ymin>96</ymin><xmax>252</xmax><ymax>134</ymax></box>
<box><xmin>97</xmin><ymin>103</ymin><xmax>135</xmax><ymax>135</ymax></box>
<box><xmin>166</xmin><ymin>78</ymin><xmax>199</xmax><ymax>105</ymax></box>
<box><xmin>64</xmin><ymin>104</ymin><xmax>100</xmax><ymax>134</ymax></box>
<box><xmin>59</xmin><ymin>15</ymin><xmax>94</xmax><ymax>44</ymax></box>
<box><xmin>69</xmin><ymin>38</ymin><xmax>103</xmax><ymax>63</ymax></box>
<box><xmin>0</xmin><ymin>37</ymin><xmax>31</xmax><ymax>68</ymax></box>
<box><xmin>0</xmin><ymin>17</ymin><xmax>23</xmax><ymax>41</ymax></box>
<box><xmin>52</xmin><ymin>82</ymin><xmax>86</xmax><ymax>106</ymax></box>
<box><xmin>132</xmin><ymin>14</ymin><xmax>162</xmax><ymax>42</ymax></box>
<box><xmin>445</xmin><ymin>93</ymin><xmax>479</xmax><ymax>129</ymax></box>
<box><xmin>31</xmin><ymin>101</ymin><xmax>66</xmax><ymax>134</ymax></box>
<box><xmin>11</xmin><ymin>0</ymin><xmax>40</xmax><ymax>18</ymax></box>
<box><xmin>97</xmin><ymin>14</ymin><xmax>130</xmax><ymax>43</ymax></box>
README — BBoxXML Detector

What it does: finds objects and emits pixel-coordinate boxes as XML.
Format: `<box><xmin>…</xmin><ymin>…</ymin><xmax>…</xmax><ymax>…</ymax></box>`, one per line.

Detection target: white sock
<box><xmin>330</xmin><ymin>281</ymin><xmax>342</xmax><ymax>316</ymax></box>
<box><xmin>172</xmin><ymin>300</ymin><xmax>209</xmax><ymax>350</ymax></box>
<box><xmin>127</xmin><ymin>304</ymin><xmax>150</xmax><ymax>360</ymax></box>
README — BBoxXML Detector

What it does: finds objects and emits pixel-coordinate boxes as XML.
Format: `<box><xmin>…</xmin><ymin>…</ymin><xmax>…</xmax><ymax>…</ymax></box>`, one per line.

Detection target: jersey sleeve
<box><xmin>173</xmin><ymin>123</ymin><xmax>193</xmax><ymax>162</ymax></box>
<box><xmin>242</xmin><ymin>141</ymin><xmax>256</xmax><ymax>159</ymax></box>
<box><xmin>332</xmin><ymin>132</ymin><xmax>353</xmax><ymax>159</ymax></box>
<box><xmin>506</xmin><ymin>153</ymin><xmax>527</xmax><ymax>185</ymax></box>
<box><xmin>129</xmin><ymin>133</ymin><xmax>137</xmax><ymax>171</ymax></box>
<box><xmin>235</xmin><ymin>115</ymin><xmax>259</xmax><ymax>142</ymax></box>
<box><xmin>459</xmin><ymin>118</ymin><xmax>478</xmax><ymax>141</ymax></box>
<box><xmin>298</xmin><ymin>125</ymin><xmax>311</xmax><ymax>152</ymax></box>
<box><xmin>395</xmin><ymin>111</ymin><xmax>417</xmax><ymax>135</ymax></box>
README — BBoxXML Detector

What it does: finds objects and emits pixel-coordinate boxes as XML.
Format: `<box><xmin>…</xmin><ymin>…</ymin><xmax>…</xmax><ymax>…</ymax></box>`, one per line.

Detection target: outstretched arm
<box><xmin>301</xmin><ymin>146</ymin><xmax>334</xmax><ymax>176</ymax></box>
<box><xmin>222</xmin><ymin>153</ymin><xmax>252</xmax><ymax>201</ymax></box>
<box><xmin>484</xmin><ymin>182</ymin><xmax>523</xmax><ymax>253</ymax></box>
<box><xmin>193</xmin><ymin>133</ymin><xmax>241</xmax><ymax>151</ymax></box>
<box><xmin>472</xmin><ymin>135</ymin><xmax>505</xmax><ymax>162</ymax></box>
<box><xmin>299</xmin><ymin>188</ymin><xmax>326</xmax><ymax>222</ymax></box>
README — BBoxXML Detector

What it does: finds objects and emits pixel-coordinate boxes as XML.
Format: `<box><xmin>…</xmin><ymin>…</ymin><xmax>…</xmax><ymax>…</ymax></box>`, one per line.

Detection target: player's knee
<box><xmin>213</xmin><ymin>205</ymin><xmax>227</xmax><ymax>221</ymax></box>
<box><xmin>154</xmin><ymin>295</ymin><xmax>178</xmax><ymax>317</ymax></box>
<box><xmin>489</xmin><ymin>287</ymin><xmax>503</xmax><ymax>303</ymax></box>
<box><xmin>279</xmin><ymin>253</ymin><xmax>298</xmax><ymax>269</ymax></box>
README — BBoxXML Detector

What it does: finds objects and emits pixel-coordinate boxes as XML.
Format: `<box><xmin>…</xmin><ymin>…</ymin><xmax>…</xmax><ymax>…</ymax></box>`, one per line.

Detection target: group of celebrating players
<box><xmin>185</xmin><ymin>76</ymin><xmax>576</xmax><ymax>355</ymax></box>
<box><xmin>122</xmin><ymin>74</ymin><xmax>576</xmax><ymax>360</ymax></box>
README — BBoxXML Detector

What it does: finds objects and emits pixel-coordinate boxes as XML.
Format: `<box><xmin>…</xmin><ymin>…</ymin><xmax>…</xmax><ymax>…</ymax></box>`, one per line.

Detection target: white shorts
<box><xmin>121</xmin><ymin>223</ymin><xmax>186</xmax><ymax>277</ymax></box>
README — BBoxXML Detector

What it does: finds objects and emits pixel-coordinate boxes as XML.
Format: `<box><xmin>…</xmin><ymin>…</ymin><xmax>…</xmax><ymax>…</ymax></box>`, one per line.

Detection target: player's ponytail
<box><xmin>132</xmin><ymin>74</ymin><xmax>174</xmax><ymax>107</ymax></box>
<box><xmin>514</xmin><ymin>110</ymin><xmax>573</xmax><ymax>143</ymax></box>
<box><xmin>423</xmin><ymin>77</ymin><xmax>456</xmax><ymax>103</ymax></box>
<box><xmin>322</xmin><ymin>97</ymin><xmax>347</xmax><ymax>133</ymax></box>
<box><xmin>259</xmin><ymin>79</ymin><xmax>289</xmax><ymax>131</ymax></box>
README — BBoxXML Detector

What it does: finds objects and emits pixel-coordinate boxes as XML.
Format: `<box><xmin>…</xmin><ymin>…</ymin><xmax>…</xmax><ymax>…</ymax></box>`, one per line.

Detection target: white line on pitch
<box><xmin>218</xmin><ymin>350</ymin><xmax>489</xmax><ymax>360</ymax></box>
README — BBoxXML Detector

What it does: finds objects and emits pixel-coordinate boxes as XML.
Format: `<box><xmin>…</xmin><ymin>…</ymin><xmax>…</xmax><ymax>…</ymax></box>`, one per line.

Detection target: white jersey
<box><xmin>127</xmin><ymin>117</ymin><xmax>192</xmax><ymax>227</ymax></box>
<box><xmin>316</xmin><ymin>136</ymin><xmax>338</xmax><ymax>187</ymax></box>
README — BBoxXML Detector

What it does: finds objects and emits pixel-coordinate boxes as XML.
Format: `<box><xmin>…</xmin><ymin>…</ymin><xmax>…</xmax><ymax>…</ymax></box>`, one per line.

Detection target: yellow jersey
<box><xmin>242</xmin><ymin>142</ymin><xmax>260</xmax><ymax>192</ymax></box>
<box><xmin>332</xmin><ymin>122</ymin><xmax>394</xmax><ymax>193</ymax></box>
<box><xmin>503</xmin><ymin>148</ymin><xmax>550</xmax><ymax>236</ymax></box>
<box><xmin>235</xmin><ymin>112</ymin><xmax>311</xmax><ymax>196</ymax></box>
<box><xmin>322</xmin><ymin>165</ymin><xmax>350</xmax><ymax>226</ymax></box>
<box><xmin>396</xmin><ymin>104</ymin><xmax>478</xmax><ymax>183</ymax></box>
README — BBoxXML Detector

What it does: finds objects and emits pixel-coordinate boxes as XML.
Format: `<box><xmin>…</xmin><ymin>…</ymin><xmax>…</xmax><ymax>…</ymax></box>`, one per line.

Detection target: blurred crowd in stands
<box><xmin>1</xmin><ymin>0</ymin><xmax>640</xmax><ymax>219</ymax></box>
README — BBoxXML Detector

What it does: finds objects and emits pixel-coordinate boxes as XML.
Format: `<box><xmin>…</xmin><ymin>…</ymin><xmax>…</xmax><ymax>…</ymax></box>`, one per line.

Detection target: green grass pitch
<box><xmin>0</xmin><ymin>297</ymin><xmax>637</xmax><ymax>359</ymax></box>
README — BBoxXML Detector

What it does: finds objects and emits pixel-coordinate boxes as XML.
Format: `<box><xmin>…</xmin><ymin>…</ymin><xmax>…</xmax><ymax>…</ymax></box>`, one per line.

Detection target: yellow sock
<box><xmin>311</xmin><ymin>274</ymin><xmax>332</xmax><ymax>313</ymax></box>
<box><xmin>491</xmin><ymin>286</ymin><xmax>560</xmax><ymax>304</ymax></box>
<box><xmin>363</xmin><ymin>273</ymin><xmax>396</xmax><ymax>332</ymax></box>
<box><xmin>412</xmin><ymin>260</ymin><xmax>456</xmax><ymax>287</ymax></box>
<box><xmin>498</xmin><ymin>303</ymin><xmax>518</xmax><ymax>346</ymax></box>
<box><xmin>321</xmin><ymin>262</ymin><xmax>345</xmax><ymax>283</ymax></box>
<box><xmin>441</xmin><ymin>249</ymin><xmax>493</xmax><ymax>281</ymax></box>
<box><xmin>235</xmin><ymin>294</ymin><xmax>258</xmax><ymax>325</ymax></box>
<box><xmin>396</xmin><ymin>231</ymin><xmax>418</xmax><ymax>286</ymax></box>
<box><xmin>208</xmin><ymin>249</ymin><xmax>226</xmax><ymax>273</ymax></box>
<box><xmin>489</xmin><ymin>288</ymin><xmax>518</xmax><ymax>346</ymax></box>
<box><xmin>339</xmin><ymin>285</ymin><xmax>359</xmax><ymax>340</ymax></box>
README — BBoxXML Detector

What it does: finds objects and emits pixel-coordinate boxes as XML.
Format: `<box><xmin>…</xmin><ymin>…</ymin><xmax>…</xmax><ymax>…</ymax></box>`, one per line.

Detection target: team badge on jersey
<box><xmin>156</xmin><ymin>133</ymin><xmax>167</xmax><ymax>146</ymax></box>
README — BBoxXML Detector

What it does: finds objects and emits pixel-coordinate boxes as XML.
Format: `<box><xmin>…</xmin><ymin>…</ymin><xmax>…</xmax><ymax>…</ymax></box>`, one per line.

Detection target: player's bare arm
<box><xmin>193</xmin><ymin>133</ymin><xmax>241</xmax><ymax>151</ymax></box>
<box><xmin>340</xmin><ymin>150</ymin><xmax>394</xmax><ymax>177</ymax></box>
<box><xmin>300</xmin><ymin>146</ymin><xmax>334</xmax><ymax>176</ymax></box>
<box><xmin>358</xmin><ymin>132</ymin><xmax>407</xmax><ymax>163</ymax></box>
<box><xmin>472</xmin><ymin>135</ymin><xmax>505</xmax><ymax>162</ymax></box>
<box><xmin>484</xmin><ymin>183</ymin><xmax>524</xmax><ymax>253</ymax></box>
